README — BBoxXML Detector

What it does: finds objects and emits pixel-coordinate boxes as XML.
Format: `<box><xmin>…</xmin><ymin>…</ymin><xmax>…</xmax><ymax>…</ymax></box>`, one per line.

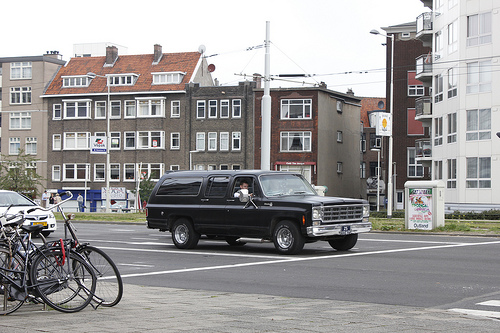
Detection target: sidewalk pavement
<box><xmin>1</xmin><ymin>284</ymin><xmax>498</xmax><ymax>333</ymax></box>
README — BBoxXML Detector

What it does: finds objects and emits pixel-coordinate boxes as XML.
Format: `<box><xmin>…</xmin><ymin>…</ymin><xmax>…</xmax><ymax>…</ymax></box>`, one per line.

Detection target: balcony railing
<box><xmin>415</xmin><ymin>96</ymin><xmax>432</xmax><ymax>117</ymax></box>
<box><xmin>416</xmin><ymin>54</ymin><xmax>432</xmax><ymax>76</ymax></box>
<box><xmin>416</xmin><ymin>13</ymin><xmax>433</xmax><ymax>34</ymax></box>
<box><xmin>415</xmin><ymin>139</ymin><xmax>431</xmax><ymax>158</ymax></box>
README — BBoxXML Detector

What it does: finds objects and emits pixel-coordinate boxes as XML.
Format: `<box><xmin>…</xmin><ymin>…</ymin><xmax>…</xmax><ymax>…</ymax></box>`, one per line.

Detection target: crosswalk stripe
<box><xmin>449</xmin><ymin>308</ymin><xmax>500</xmax><ymax>319</ymax></box>
<box><xmin>477</xmin><ymin>300</ymin><xmax>500</xmax><ymax>307</ymax></box>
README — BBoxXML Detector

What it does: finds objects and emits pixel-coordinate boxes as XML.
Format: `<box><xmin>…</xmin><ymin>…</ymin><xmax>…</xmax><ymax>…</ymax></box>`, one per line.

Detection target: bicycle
<box><xmin>0</xmin><ymin>209</ymin><xmax>97</xmax><ymax>315</ymax></box>
<box><xmin>32</xmin><ymin>191</ymin><xmax>123</xmax><ymax>307</ymax></box>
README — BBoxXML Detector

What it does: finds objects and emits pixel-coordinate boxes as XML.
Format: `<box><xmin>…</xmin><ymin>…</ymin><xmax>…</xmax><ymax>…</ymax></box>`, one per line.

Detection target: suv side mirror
<box><xmin>238</xmin><ymin>189</ymin><xmax>250</xmax><ymax>202</ymax></box>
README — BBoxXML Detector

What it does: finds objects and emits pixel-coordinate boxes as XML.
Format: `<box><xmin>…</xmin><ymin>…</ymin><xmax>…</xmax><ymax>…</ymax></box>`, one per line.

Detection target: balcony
<box><xmin>415</xmin><ymin>138</ymin><xmax>432</xmax><ymax>167</ymax></box>
<box><xmin>415</xmin><ymin>54</ymin><xmax>432</xmax><ymax>87</ymax></box>
<box><xmin>420</xmin><ymin>0</ymin><xmax>433</xmax><ymax>10</ymax></box>
<box><xmin>415</xmin><ymin>96</ymin><xmax>432</xmax><ymax>127</ymax></box>
<box><xmin>416</xmin><ymin>13</ymin><xmax>433</xmax><ymax>47</ymax></box>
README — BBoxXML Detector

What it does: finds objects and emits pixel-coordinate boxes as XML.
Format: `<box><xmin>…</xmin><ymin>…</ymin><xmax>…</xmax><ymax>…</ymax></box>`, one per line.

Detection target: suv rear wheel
<box><xmin>328</xmin><ymin>234</ymin><xmax>358</xmax><ymax>251</ymax></box>
<box><xmin>172</xmin><ymin>218</ymin><xmax>200</xmax><ymax>249</ymax></box>
<box><xmin>273</xmin><ymin>221</ymin><xmax>304</xmax><ymax>255</ymax></box>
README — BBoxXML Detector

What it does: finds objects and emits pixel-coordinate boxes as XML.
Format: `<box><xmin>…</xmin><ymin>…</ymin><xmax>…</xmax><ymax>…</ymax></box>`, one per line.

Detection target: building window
<box><xmin>125</xmin><ymin>100</ymin><xmax>136</xmax><ymax>118</ymax></box>
<box><xmin>434</xmin><ymin>74</ymin><xmax>443</xmax><ymax>103</ymax></box>
<box><xmin>408</xmin><ymin>85</ymin><xmax>424</xmax><ymax>96</ymax></box>
<box><xmin>220</xmin><ymin>164</ymin><xmax>229</xmax><ymax>170</ymax></box>
<box><xmin>232</xmin><ymin>99</ymin><xmax>241</xmax><ymax>118</ymax></box>
<box><xmin>447</xmin><ymin>112</ymin><xmax>457</xmax><ymax>143</ymax></box>
<box><xmin>141</xmin><ymin>163</ymin><xmax>164</xmax><ymax>181</ymax></box>
<box><xmin>197</xmin><ymin>100</ymin><xmax>206</xmax><ymax>119</ymax></box>
<box><xmin>64</xmin><ymin>100</ymin><xmax>91</xmax><ymax>119</ymax></box>
<box><xmin>337</xmin><ymin>162</ymin><xmax>343</xmax><ymax>174</ymax></box>
<box><xmin>208</xmin><ymin>132</ymin><xmax>217</xmax><ymax>151</ymax></box>
<box><xmin>110</xmin><ymin>132</ymin><xmax>120</xmax><ymax>149</ymax></box>
<box><xmin>52</xmin><ymin>165</ymin><xmax>61</xmax><ymax>182</ymax></box>
<box><xmin>408</xmin><ymin>148</ymin><xmax>423</xmax><ymax>178</ymax></box>
<box><xmin>108</xmin><ymin>74</ymin><xmax>137</xmax><ymax>86</ymax></box>
<box><xmin>196</xmin><ymin>132</ymin><xmax>205</xmax><ymax>151</ymax></box>
<box><xmin>62</xmin><ymin>76</ymin><xmax>90</xmax><ymax>87</ymax></box>
<box><xmin>232</xmin><ymin>132</ymin><xmax>241</xmax><ymax>151</ymax></box>
<box><xmin>152</xmin><ymin>72</ymin><xmax>184</xmax><ymax>84</ymax></box>
<box><xmin>281</xmin><ymin>99</ymin><xmax>312</xmax><ymax>119</ymax></box>
<box><xmin>95</xmin><ymin>101</ymin><xmax>106</xmax><ymax>119</ymax></box>
<box><xmin>434</xmin><ymin>160</ymin><xmax>443</xmax><ymax>180</ymax></box>
<box><xmin>53</xmin><ymin>104</ymin><xmax>62</xmax><ymax>120</ymax></box>
<box><xmin>337</xmin><ymin>100</ymin><xmax>343</xmax><ymax>113</ymax></box>
<box><xmin>337</xmin><ymin>131</ymin><xmax>343</xmax><ymax>143</ymax></box>
<box><xmin>137</xmin><ymin>131</ymin><xmax>164</xmax><ymax>149</ymax></box>
<box><xmin>220</xmin><ymin>132</ymin><xmax>229</xmax><ymax>151</ymax></box>
<box><xmin>435</xmin><ymin>30</ymin><xmax>443</xmax><ymax>60</ymax></box>
<box><xmin>10</xmin><ymin>62</ymin><xmax>31</xmax><ymax>79</ymax></box>
<box><xmin>171</xmin><ymin>100</ymin><xmax>180</xmax><ymax>118</ymax></box>
<box><xmin>9</xmin><ymin>138</ymin><xmax>20</xmax><ymax>155</ymax></box>
<box><xmin>434</xmin><ymin>117</ymin><xmax>443</xmax><ymax>146</ymax></box>
<box><xmin>63</xmin><ymin>164</ymin><xmax>89</xmax><ymax>181</ymax></box>
<box><xmin>466</xmin><ymin>108</ymin><xmax>491</xmax><ymax>141</ymax></box>
<box><xmin>171</xmin><ymin>132</ymin><xmax>180</xmax><ymax>150</ymax></box>
<box><xmin>110</xmin><ymin>164</ymin><xmax>120</xmax><ymax>181</ymax></box>
<box><xmin>170</xmin><ymin>165</ymin><xmax>180</xmax><ymax>171</ymax></box>
<box><xmin>280</xmin><ymin>132</ymin><xmax>311</xmax><ymax>152</ymax></box>
<box><xmin>466</xmin><ymin>157</ymin><xmax>491</xmax><ymax>188</ymax></box>
<box><xmin>360</xmin><ymin>162</ymin><xmax>366</xmax><ymax>178</ymax></box>
<box><xmin>467</xmin><ymin>60</ymin><xmax>491</xmax><ymax>93</ymax></box>
<box><xmin>25</xmin><ymin>137</ymin><xmax>37</xmax><ymax>155</ymax></box>
<box><xmin>467</xmin><ymin>12</ymin><xmax>492</xmax><ymax>46</ymax></box>
<box><xmin>124</xmin><ymin>164</ymin><xmax>135</xmax><ymax>181</ymax></box>
<box><xmin>125</xmin><ymin>132</ymin><xmax>136</xmax><ymax>149</ymax></box>
<box><xmin>10</xmin><ymin>87</ymin><xmax>31</xmax><ymax>104</ymax></box>
<box><xmin>220</xmin><ymin>100</ymin><xmax>229</xmax><ymax>118</ymax></box>
<box><xmin>10</xmin><ymin>112</ymin><xmax>31</xmax><ymax>129</ymax></box>
<box><xmin>369</xmin><ymin>133</ymin><xmax>381</xmax><ymax>149</ymax></box>
<box><xmin>208</xmin><ymin>100</ymin><xmax>217</xmax><ymax>118</ymax></box>
<box><xmin>111</xmin><ymin>101</ymin><xmax>121</xmax><ymax>118</ymax></box>
<box><xmin>447</xmin><ymin>67</ymin><xmax>457</xmax><ymax>98</ymax></box>
<box><xmin>94</xmin><ymin>164</ymin><xmax>105</xmax><ymax>181</ymax></box>
<box><xmin>447</xmin><ymin>20</ymin><xmax>458</xmax><ymax>54</ymax></box>
<box><xmin>53</xmin><ymin>134</ymin><xmax>61</xmax><ymax>150</ymax></box>
<box><xmin>64</xmin><ymin>132</ymin><xmax>90</xmax><ymax>150</ymax></box>
<box><xmin>137</xmin><ymin>98</ymin><xmax>165</xmax><ymax>117</ymax></box>
<box><xmin>447</xmin><ymin>159</ymin><xmax>457</xmax><ymax>188</ymax></box>
<box><xmin>360</xmin><ymin>133</ymin><xmax>366</xmax><ymax>152</ymax></box>
<box><xmin>232</xmin><ymin>165</ymin><xmax>241</xmax><ymax>170</ymax></box>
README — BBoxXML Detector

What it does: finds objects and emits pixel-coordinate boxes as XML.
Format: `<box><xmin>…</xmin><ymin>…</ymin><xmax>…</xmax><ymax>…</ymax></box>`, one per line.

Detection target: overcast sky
<box><xmin>2</xmin><ymin>0</ymin><xmax>426</xmax><ymax>97</ymax></box>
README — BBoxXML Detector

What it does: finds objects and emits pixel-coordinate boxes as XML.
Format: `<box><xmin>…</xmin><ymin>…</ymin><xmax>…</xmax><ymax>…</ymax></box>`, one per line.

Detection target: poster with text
<box><xmin>408</xmin><ymin>188</ymin><xmax>433</xmax><ymax>230</ymax></box>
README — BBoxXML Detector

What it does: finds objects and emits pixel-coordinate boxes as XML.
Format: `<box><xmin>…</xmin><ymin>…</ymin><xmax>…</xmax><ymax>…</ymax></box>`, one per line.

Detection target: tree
<box><xmin>0</xmin><ymin>149</ymin><xmax>45</xmax><ymax>199</ymax></box>
<box><xmin>139</xmin><ymin>176</ymin><xmax>155</xmax><ymax>203</ymax></box>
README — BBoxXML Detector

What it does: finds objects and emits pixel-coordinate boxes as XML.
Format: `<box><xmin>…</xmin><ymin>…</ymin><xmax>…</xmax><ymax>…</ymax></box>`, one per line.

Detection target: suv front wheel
<box><xmin>172</xmin><ymin>218</ymin><xmax>200</xmax><ymax>249</ymax></box>
<box><xmin>328</xmin><ymin>234</ymin><xmax>358</xmax><ymax>251</ymax></box>
<box><xmin>273</xmin><ymin>221</ymin><xmax>305</xmax><ymax>255</ymax></box>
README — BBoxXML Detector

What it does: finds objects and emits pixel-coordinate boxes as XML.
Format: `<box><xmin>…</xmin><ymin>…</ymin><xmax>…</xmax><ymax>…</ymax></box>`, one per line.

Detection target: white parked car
<box><xmin>0</xmin><ymin>190</ymin><xmax>57</xmax><ymax>237</ymax></box>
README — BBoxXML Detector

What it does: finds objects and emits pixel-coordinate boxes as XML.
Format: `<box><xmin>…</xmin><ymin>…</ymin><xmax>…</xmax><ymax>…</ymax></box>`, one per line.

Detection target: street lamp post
<box><xmin>370</xmin><ymin>29</ymin><xmax>394</xmax><ymax>218</ymax></box>
<box><xmin>87</xmin><ymin>72</ymin><xmax>111</xmax><ymax>213</ymax></box>
<box><xmin>371</xmin><ymin>148</ymin><xmax>381</xmax><ymax>212</ymax></box>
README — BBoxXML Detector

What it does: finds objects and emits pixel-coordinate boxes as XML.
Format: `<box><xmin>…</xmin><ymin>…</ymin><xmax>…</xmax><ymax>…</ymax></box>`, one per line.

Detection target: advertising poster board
<box><xmin>408</xmin><ymin>188</ymin><xmax>433</xmax><ymax>230</ymax></box>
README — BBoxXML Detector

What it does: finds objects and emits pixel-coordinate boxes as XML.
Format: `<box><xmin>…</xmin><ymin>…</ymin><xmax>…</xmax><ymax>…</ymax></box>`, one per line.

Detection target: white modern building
<box><xmin>415</xmin><ymin>0</ymin><xmax>500</xmax><ymax>211</ymax></box>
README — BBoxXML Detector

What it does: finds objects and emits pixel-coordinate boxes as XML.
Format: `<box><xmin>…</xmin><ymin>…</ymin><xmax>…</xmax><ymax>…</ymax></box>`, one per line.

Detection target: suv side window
<box><xmin>156</xmin><ymin>177</ymin><xmax>203</xmax><ymax>196</ymax></box>
<box><xmin>205</xmin><ymin>176</ymin><xmax>230</xmax><ymax>197</ymax></box>
<box><xmin>233</xmin><ymin>177</ymin><xmax>257</xmax><ymax>197</ymax></box>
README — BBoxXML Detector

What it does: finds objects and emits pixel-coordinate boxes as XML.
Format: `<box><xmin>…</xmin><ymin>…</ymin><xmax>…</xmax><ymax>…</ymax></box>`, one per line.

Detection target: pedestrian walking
<box><xmin>41</xmin><ymin>190</ymin><xmax>49</xmax><ymax>208</ymax></box>
<box><xmin>77</xmin><ymin>193</ymin><xmax>84</xmax><ymax>212</ymax></box>
<box><xmin>54</xmin><ymin>193</ymin><xmax>62</xmax><ymax>204</ymax></box>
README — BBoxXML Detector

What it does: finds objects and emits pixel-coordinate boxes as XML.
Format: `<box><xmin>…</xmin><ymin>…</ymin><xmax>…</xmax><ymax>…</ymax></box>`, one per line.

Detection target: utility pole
<box><xmin>261</xmin><ymin>21</ymin><xmax>271</xmax><ymax>170</ymax></box>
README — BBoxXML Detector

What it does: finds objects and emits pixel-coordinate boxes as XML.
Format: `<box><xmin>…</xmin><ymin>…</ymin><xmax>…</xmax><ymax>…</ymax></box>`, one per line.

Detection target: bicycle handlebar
<box><xmin>26</xmin><ymin>191</ymin><xmax>74</xmax><ymax>214</ymax></box>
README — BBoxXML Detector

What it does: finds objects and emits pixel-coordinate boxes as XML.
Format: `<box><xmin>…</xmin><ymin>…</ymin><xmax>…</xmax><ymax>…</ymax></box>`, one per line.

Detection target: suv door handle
<box><xmin>201</xmin><ymin>198</ymin><xmax>209</xmax><ymax>202</ymax></box>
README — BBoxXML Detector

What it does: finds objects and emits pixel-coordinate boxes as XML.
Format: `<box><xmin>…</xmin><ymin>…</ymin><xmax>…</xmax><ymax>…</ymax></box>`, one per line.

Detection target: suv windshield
<box><xmin>260</xmin><ymin>174</ymin><xmax>316</xmax><ymax>197</ymax></box>
<box><xmin>0</xmin><ymin>192</ymin><xmax>36</xmax><ymax>207</ymax></box>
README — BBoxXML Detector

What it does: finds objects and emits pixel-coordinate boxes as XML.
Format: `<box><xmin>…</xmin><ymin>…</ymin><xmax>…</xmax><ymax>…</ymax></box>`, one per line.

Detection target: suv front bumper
<box><xmin>306</xmin><ymin>222</ymin><xmax>372</xmax><ymax>237</ymax></box>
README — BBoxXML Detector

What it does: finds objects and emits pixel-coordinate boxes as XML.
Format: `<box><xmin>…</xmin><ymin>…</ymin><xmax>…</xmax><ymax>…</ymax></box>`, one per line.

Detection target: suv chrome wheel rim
<box><xmin>276</xmin><ymin>228</ymin><xmax>292</xmax><ymax>249</ymax></box>
<box><xmin>174</xmin><ymin>225</ymin><xmax>188</xmax><ymax>244</ymax></box>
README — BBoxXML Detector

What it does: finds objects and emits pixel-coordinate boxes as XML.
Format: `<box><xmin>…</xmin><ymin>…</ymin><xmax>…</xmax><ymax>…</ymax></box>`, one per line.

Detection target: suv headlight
<box><xmin>312</xmin><ymin>207</ymin><xmax>323</xmax><ymax>221</ymax></box>
<box><xmin>363</xmin><ymin>205</ymin><xmax>370</xmax><ymax>217</ymax></box>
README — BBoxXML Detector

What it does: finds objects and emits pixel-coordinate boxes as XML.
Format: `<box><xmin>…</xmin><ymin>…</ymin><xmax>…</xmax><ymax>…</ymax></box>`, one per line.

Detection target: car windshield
<box><xmin>260</xmin><ymin>174</ymin><xmax>316</xmax><ymax>197</ymax></box>
<box><xmin>0</xmin><ymin>192</ymin><xmax>36</xmax><ymax>207</ymax></box>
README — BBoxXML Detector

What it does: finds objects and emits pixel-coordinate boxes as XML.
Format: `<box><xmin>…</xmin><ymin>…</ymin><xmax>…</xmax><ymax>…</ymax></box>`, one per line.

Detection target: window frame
<box><xmin>10</xmin><ymin>87</ymin><xmax>31</xmax><ymax>105</ymax></box>
<box><xmin>280</xmin><ymin>99</ymin><xmax>312</xmax><ymax>120</ymax></box>
<box><xmin>63</xmin><ymin>100</ymin><xmax>91</xmax><ymax>119</ymax></box>
<box><xmin>280</xmin><ymin>131</ymin><xmax>311</xmax><ymax>152</ymax></box>
<box><xmin>170</xmin><ymin>132</ymin><xmax>180</xmax><ymax>150</ymax></box>
<box><xmin>9</xmin><ymin>112</ymin><xmax>31</xmax><ymax>130</ymax></box>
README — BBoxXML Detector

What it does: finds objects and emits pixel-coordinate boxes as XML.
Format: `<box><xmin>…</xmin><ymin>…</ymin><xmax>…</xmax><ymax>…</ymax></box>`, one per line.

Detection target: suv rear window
<box><xmin>156</xmin><ymin>177</ymin><xmax>203</xmax><ymax>196</ymax></box>
<box><xmin>205</xmin><ymin>176</ymin><xmax>230</xmax><ymax>197</ymax></box>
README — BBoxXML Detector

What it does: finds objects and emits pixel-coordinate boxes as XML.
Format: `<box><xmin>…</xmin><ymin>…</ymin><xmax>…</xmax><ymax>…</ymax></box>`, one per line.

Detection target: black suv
<box><xmin>146</xmin><ymin>170</ymin><xmax>371</xmax><ymax>254</ymax></box>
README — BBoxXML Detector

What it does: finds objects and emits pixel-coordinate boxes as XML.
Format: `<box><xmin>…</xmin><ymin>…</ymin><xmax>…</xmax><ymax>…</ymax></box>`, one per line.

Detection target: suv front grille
<box><xmin>323</xmin><ymin>205</ymin><xmax>364</xmax><ymax>223</ymax></box>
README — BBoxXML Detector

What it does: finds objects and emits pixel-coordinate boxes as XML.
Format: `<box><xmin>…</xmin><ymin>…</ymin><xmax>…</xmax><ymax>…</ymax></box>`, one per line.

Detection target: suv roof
<box><xmin>161</xmin><ymin>170</ymin><xmax>296</xmax><ymax>178</ymax></box>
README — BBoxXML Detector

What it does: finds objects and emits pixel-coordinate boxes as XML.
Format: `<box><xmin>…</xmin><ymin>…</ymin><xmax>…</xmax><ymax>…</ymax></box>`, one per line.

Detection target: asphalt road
<box><xmin>48</xmin><ymin>222</ymin><xmax>500</xmax><ymax>320</ymax></box>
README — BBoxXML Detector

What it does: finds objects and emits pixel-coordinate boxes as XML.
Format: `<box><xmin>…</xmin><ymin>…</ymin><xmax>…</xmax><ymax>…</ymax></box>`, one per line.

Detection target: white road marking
<box><xmin>478</xmin><ymin>300</ymin><xmax>500</xmax><ymax>307</ymax></box>
<box><xmin>99</xmin><ymin>240</ymin><xmax>500</xmax><ymax>279</ymax></box>
<box><xmin>449</xmin><ymin>308</ymin><xmax>500</xmax><ymax>320</ymax></box>
<box><xmin>360</xmin><ymin>238</ymin><xmax>466</xmax><ymax>245</ymax></box>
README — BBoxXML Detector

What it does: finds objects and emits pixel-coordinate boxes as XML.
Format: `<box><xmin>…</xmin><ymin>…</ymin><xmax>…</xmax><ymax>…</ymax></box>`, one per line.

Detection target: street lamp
<box><xmin>371</xmin><ymin>148</ymin><xmax>381</xmax><ymax>212</ymax></box>
<box><xmin>87</xmin><ymin>72</ymin><xmax>111</xmax><ymax>213</ymax></box>
<box><xmin>370</xmin><ymin>29</ymin><xmax>395</xmax><ymax>218</ymax></box>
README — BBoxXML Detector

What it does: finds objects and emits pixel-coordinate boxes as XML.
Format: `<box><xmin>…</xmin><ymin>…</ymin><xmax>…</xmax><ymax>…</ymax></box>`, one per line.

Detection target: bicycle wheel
<box><xmin>0</xmin><ymin>247</ymin><xmax>25</xmax><ymax>315</ymax></box>
<box><xmin>30</xmin><ymin>249</ymin><xmax>96</xmax><ymax>313</ymax></box>
<box><xmin>77</xmin><ymin>245</ymin><xmax>123</xmax><ymax>307</ymax></box>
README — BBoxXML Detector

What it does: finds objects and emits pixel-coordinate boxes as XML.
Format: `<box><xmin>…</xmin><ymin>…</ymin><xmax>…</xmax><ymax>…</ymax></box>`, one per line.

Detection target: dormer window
<box><xmin>108</xmin><ymin>74</ymin><xmax>138</xmax><ymax>86</ymax></box>
<box><xmin>152</xmin><ymin>72</ymin><xmax>185</xmax><ymax>85</ymax></box>
<box><xmin>62</xmin><ymin>76</ymin><xmax>91</xmax><ymax>88</ymax></box>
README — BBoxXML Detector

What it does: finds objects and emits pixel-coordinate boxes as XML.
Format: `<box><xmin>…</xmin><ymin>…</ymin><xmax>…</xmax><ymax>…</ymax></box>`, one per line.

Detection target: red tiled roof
<box><xmin>44</xmin><ymin>51</ymin><xmax>201</xmax><ymax>95</ymax></box>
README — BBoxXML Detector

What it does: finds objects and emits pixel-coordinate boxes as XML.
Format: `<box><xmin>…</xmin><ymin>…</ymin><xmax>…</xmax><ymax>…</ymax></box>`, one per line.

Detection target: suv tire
<box><xmin>172</xmin><ymin>218</ymin><xmax>200</xmax><ymax>249</ymax></box>
<box><xmin>328</xmin><ymin>234</ymin><xmax>358</xmax><ymax>251</ymax></box>
<box><xmin>273</xmin><ymin>221</ymin><xmax>304</xmax><ymax>255</ymax></box>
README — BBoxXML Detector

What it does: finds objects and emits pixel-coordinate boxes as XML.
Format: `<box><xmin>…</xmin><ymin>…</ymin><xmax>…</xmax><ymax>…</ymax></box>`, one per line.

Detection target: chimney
<box><xmin>153</xmin><ymin>44</ymin><xmax>163</xmax><ymax>64</ymax></box>
<box><xmin>346</xmin><ymin>88</ymin><xmax>355</xmax><ymax>96</ymax></box>
<box><xmin>253</xmin><ymin>73</ymin><xmax>262</xmax><ymax>89</ymax></box>
<box><xmin>105</xmin><ymin>46</ymin><xmax>118</xmax><ymax>66</ymax></box>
